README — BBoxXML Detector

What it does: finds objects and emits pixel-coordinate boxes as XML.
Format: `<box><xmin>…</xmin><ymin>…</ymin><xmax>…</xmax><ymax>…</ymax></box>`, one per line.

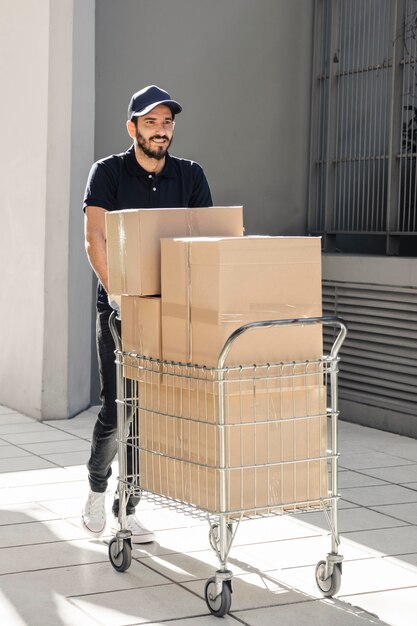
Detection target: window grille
<box><xmin>309</xmin><ymin>0</ymin><xmax>417</xmax><ymax>255</ymax></box>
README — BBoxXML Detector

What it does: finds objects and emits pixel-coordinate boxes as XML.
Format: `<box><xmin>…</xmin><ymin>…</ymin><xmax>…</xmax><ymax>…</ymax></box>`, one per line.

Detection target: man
<box><xmin>82</xmin><ymin>85</ymin><xmax>212</xmax><ymax>542</ymax></box>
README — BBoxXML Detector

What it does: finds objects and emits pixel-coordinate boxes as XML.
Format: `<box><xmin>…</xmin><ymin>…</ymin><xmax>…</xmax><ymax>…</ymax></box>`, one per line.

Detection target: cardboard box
<box><xmin>121</xmin><ymin>297</ymin><xmax>161</xmax><ymax>378</ymax></box>
<box><xmin>106</xmin><ymin>206</ymin><xmax>244</xmax><ymax>296</ymax></box>
<box><xmin>137</xmin><ymin>374</ymin><xmax>326</xmax><ymax>424</ymax></box>
<box><xmin>138</xmin><ymin>453</ymin><xmax>328</xmax><ymax>515</ymax></box>
<box><xmin>161</xmin><ymin>236</ymin><xmax>323</xmax><ymax>366</ymax></box>
<box><xmin>136</xmin><ymin>381</ymin><xmax>328</xmax><ymax>514</ymax></box>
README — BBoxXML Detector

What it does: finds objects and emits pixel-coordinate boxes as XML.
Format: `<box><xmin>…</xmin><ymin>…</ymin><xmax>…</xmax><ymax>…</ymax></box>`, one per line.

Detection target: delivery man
<box><xmin>82</xmin><ymin>85</ymin><xmax>212</xmax><ymax>542</ymax></box>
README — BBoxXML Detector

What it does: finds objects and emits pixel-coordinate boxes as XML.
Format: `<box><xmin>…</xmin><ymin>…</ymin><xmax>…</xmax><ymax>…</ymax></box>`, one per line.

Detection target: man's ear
<box><xmin>126</xmin><ymin>119</ymin><xmax>136</xmax><ymax>139</ymax></box>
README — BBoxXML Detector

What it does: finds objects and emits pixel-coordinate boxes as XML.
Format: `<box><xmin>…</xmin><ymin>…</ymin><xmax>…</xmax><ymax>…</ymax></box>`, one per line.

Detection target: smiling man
<box><xmin>82</xmin><ymin>85</ymin><xmax>212</xmax><ymax>543</ymax></box>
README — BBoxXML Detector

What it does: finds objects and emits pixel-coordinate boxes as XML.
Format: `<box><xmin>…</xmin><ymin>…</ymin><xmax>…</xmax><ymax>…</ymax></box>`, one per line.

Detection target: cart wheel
<box><xmin>209</xmin><ymin>523</ymin><xmax>233</xmax><ymax>552</ymax></box>
<box><xmin>204</xmin><ymin>577</ymin><xmax>232</xmax><ymax>617</ymax></box>
<box><xmin>108</xmin><ymin>537</ymin><xmax>132</xmax><ymax>572</ymax></box>
<box><xmin>315</xmin><ymin>560</ymin><xmax>341</xmax><ymax>597</ymax></box>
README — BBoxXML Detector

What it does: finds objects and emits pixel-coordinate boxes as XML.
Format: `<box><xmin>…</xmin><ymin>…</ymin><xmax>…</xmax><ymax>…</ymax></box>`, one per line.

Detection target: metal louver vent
<box><xmin>323</xmin><ymin>280</ymin><xmax>417</xmax><ymax>415</ymax></box>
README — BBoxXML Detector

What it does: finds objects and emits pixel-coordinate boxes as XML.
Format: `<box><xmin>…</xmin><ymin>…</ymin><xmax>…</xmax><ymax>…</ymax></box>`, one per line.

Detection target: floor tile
<box><xmin>1</xmin><ymin>430</ymin><xmax>83</xmax><ymax>445</ymax></box>
<box><xmin>296</xmin><ymin>505</ymin><xmax>407</xmax><ymax>533</ymax></box>
<box><xmin>0</xmin><ymin>518</ymin><xmax>94</xmax><ymax>548</ymax></box>
<box><xmin>358</xmin><ymin>464</ymin><xmax>417</xmax><ymax>485</ymax></box>
<box><xmin>279</xmin><ymin>554</ymin><xmax>417</xmax><ymax>597</ymax></box>
<box><xmin>342</xmin><ymin>484</ymin><xmax>417</xmax><ymax>507</ymax></box>
<box><xmin>0</xmin><ymin>409</ymin><xmax>415</xmax><ymax>625</ymax></box>
<box><xmin>230</xmin><ymin>534</ymin><xmax>375</xmax><ymax>573</ymax></box>
<box><xmin>0</xmin><ymin>445</ymin><xmax>32</xmax><ymax>459</ymax></box>
<box><xmin>371</xmin><ymin>502</ymin><xmax>417</xmax><ymax>525</ymax></box>
<box><xmin>0</xmin><ymin>559</ymin><xmax>171</xmax><ymax>598</ymax></box>
<box><xmin>154</xmin><ymin>618</ymin><xmax>238</xmax><ymax>625</ymax></box>
<box><xmin>0</xmin><ymin>479</ymin><xmax>90</xmax><ymax>505</ymax></box>
<box><xmin>184</xmin><ymin>570</ymin><xmax>313</xmax><ymax>612</ymax></box>
<box><xmin>139</xmin><ymin>548</ymin><xmax>243</xmax><ymax>583</ymax></box>
<box><xmin>383</xmin><ymin>553</ymin><xmax>417</xmax><ymax>568</ymax></box>
<box><xmin>70</xmin><ymin>583</ymin><xmax>206</xmax><ymax>625</ymax></box>
<box><xmin>339</xmin><ymin>451</ymin><xmax>414</xmax><ymax>470</ymax></box>
<box><xmin>0</xmin><ymin>539</ymin><xmax>107</xmax><ymax>575</ymax></box>
<box><xmin>0</xmin><ymin>502</ymin><xmax>60</xmax><ymax>525</ymax></box>
<box><xmin>345</xmin><ymin>525</ymin><xmax>417</xmax><ymax>557</ymax></box>
<box><xmin>231</xmin><ymin>514</ymin><xmax>323</xmax><ymax>545</ymax></box>
<box><xmin>0</xmin><ymin>422</ymin><xmax>48</xmax><ymax>435</ymax></box>
<box><xmin>366</xmin><ymin>439</ymin><xmax>417</xmax><ymax>462</ymax></box>
<box><xmin>0</xmin><ymin>466</ymin><xmax>83</xmax><ymax>488</ymax></box>
<box><xmin>18</xmin><ymin>439</ymin><xmax>90</xmax><ymax>455</ymax></box>
<box><xmin>338</xmin><ymin>470</ymin><xmax>388</xmax><ymax>489</ymax></box>
<box><xmin>130</xmin><ymin>525</ymin><xmax>216</xmax><ymax>560</ymax></box>
<box><xmin>0</xmin><ymin>456</ymin><xmax>57</xmax><ymax>473</ymax></box>
<box><xmin>234</xmin><ymin>598</ymin><xmax>389</xmax><ymax>625</ymax></box>
<box><xmin>0</xmin><ymin>591</ymin><xmax>100</xmax><ymax>626</ymax></box>
<box><xmin>39</xmin><ymin>451</ymin><xmax>90</xmax><ymax>467</ymax></box>
<box><xmin>343</xmin><ymin>587</ymin><xmax>417</xmax><ymax>626</ymax></box>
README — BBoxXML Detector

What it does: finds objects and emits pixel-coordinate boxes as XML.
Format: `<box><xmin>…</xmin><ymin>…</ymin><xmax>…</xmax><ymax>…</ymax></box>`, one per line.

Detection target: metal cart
<box><xmin>108</xmin><ymin>313</ymin><xmax>347</xmax><ymax>617</ymax></box>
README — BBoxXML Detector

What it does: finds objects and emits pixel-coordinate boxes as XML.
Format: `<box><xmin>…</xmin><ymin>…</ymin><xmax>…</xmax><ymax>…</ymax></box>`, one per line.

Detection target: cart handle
<box><xmin>216</xmin><ymin>316</ymin><xmax>347</xmax><ymax>369</ymax></box>
<box><xmin>109</xmin><ymin>309</ymin><xmax>122</xmax><ymax>352</ymax></box>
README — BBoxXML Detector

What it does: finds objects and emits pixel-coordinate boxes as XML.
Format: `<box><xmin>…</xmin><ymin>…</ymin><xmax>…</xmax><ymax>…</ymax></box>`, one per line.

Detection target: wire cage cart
<box><xmin>108</xmin><ymin>313</ymin><xmax>347</xmax><ymax>617</ymax></box>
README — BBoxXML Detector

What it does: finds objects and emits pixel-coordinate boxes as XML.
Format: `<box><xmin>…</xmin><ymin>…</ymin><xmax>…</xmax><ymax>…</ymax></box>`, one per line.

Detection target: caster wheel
<box><xmin>204</xmin><ymin>577</ymin><xmax>232</xmax><ymax>617</ymax></box>
<box><xmin>108</xmin><ymin>537</ymin><xmax>132</xmax><ymax>572</ymax></box>
<box><xmin>315</xmin><ymin>560</ymin><xmax>341</xmax><ymax>597</ymax></box>
<box><xmin>209</xmin><ymin>523</ymin><xmax>233</xmax><ymax>552</ymax></box>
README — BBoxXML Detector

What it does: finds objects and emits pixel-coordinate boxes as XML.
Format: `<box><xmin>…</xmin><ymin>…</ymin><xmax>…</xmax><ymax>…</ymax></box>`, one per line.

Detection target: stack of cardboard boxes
<box><xmin>106</xmin><ymin>207</ymin><xmax>328</xmax><ymax>514</ymax></box>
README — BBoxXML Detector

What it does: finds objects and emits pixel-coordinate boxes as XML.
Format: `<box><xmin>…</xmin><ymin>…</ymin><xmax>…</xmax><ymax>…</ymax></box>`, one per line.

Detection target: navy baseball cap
<box><xmin>128</xmin><ymin>85</ymin><xmax>182</xmax><ymax>119</ymax></box>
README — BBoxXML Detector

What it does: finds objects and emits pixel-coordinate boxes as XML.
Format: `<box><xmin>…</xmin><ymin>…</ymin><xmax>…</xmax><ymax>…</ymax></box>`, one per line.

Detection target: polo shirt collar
<box><xmin>125</xmin><ymin>145</ymin><xmax>176</xmax><ymax>178</ymax></box>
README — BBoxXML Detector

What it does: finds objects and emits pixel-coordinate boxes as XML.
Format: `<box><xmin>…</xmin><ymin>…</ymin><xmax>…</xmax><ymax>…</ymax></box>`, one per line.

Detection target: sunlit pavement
<box><xmin>0</xmin><ymin>404</ymin><xmax>416</xmax><ymax>625</ymax></box>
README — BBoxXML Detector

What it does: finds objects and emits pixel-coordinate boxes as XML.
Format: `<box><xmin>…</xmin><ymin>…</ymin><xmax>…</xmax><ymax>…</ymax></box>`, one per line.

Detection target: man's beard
<box><xmin>136</xmin><ymin>129</ymin><xmax>172</xmax><ymax>160</ymax></box>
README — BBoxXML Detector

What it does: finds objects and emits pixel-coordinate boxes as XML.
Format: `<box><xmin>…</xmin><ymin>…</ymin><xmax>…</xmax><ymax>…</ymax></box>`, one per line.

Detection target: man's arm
<box><xmin>84</xmin><ymin>205</ymin><xmax>109</xmax><ymax>292</ymax></box>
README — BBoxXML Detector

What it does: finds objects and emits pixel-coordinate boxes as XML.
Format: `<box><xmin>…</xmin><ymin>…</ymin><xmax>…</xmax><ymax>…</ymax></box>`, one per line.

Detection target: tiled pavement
<box><xmin>0</xmin><ymin>403</ymin><xmax>416</xmax><ymax>625</ymax></box>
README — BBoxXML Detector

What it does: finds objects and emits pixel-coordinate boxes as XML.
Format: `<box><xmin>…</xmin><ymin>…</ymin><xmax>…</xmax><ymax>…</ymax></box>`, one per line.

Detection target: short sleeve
<box><xmin>189</xmin><ymin>162</ymin><xmax>213</xmax><ymax>207</ymax></box>
<box><xmin>83</xmin><ymin>160</ymin><xmax>118</xmax><ymax>212</ymax></box>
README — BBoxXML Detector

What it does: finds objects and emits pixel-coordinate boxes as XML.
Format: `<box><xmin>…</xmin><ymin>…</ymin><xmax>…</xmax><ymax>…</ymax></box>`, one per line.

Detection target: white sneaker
<box><xmin>81</xmin><ymin>490</ymin><xmax>106</xmax><ymax>537</ymax></box>
<box><xmin>125</xmin><ymin>515</ymin><xmax>156</xmax><ymax>543</ymax></box>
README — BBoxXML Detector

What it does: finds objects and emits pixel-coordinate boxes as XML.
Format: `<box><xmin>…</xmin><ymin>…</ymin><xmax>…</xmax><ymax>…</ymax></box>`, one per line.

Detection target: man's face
<box><xmin>133</xmin><ymin>104</ymin><xmax>175</xmax><ymax>160</ymax></box>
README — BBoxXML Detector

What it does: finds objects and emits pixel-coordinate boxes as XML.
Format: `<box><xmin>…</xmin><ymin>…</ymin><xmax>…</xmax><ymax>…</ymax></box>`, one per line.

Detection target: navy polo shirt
<box><xmin>83</xmin><ymin>145</ymin><xmax>212</xmax><ymax>305</ymax></box>
<box><xmin>83</xmin><ymin>145</ymin><xmax>212</xmax><ymax>212</ymax></box>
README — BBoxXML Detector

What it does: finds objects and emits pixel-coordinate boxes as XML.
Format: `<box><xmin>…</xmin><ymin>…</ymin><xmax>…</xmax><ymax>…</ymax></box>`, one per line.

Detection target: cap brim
<box><xmin>131</xmin><ymin>99</ymin><xmax>182</xmax><ymax>117</ymax></box>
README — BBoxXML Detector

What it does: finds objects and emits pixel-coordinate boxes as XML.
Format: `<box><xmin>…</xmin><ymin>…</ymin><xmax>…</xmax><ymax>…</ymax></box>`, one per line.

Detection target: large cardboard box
<box><xmin>161</xmin><ymin>236</ymin><xmax>323</xmax><ymax>366</ymax></box>
<box><xmin>106</xmin><ymin>206</ymin><xmax>244</xmax><ymax>296</ymax></box>
<box><xmin>136</xmin><ymin>380</ymin><xmax>328</xmax><ymax>514</ymax></box>
<box><xmin>121</xmin><ymin>296</ymin><xmax>161</xmax><ymax>378</ymax></box>
<box><xmin>139</xmin><ymin>453</ymin><xmax>328</xmax><ymax>515</ymax></box>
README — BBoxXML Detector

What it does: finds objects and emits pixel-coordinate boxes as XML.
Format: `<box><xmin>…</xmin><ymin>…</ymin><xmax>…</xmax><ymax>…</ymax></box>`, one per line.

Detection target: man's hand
<box><xmin>108</xmin><ymin>294</ymin><xmax>121</xmax><ymax>316</ymax></box>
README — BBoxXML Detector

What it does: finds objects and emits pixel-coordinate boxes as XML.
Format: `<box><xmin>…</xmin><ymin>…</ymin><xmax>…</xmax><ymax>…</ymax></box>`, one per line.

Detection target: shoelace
<box><xmin>87</xmin><ymin>494</ymin><xmax>105</xmax><ymax>516</ymax></box>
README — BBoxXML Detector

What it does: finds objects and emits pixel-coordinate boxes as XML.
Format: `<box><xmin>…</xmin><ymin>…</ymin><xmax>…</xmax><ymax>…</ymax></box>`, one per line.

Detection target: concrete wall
<box><xmin>0</xmin><ymin>1</ymin><xmax>95</xmax><ymax>420</ymax></box>
<box><xmin>91</xmin><ymin>0</ymin><xmax>315</xmax><ymax>403</ymax></box>
<box><xmin>94</xmin><ymin>0</ymin><xmax>314</xmax><ymax>236</ymax></box>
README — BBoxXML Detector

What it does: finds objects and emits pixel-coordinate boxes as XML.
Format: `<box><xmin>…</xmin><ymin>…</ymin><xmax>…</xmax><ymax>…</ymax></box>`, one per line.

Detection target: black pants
<box><xmin>87</xmin><ymin>303</ymin><xmax>139</xmax><ymax>516</ymax></box>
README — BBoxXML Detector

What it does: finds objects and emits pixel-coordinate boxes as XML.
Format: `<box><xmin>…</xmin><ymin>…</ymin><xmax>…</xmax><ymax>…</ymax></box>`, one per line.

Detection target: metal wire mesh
<box><xmin>115</xmin><ymin>352</ymin><xmax>338</xmax><ymax>520</ymax></box>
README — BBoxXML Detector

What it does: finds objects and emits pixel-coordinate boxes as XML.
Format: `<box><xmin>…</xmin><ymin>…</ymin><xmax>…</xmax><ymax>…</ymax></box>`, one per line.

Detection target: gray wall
<box><xmin>92</xmin><ymin>0</ymin><xmax>314</xmax><ymax>403</ymax></box>
<box><xmin>95</xmin><ymin>0</ymin><xmax>314</xmax><ymax>236</ymax></box>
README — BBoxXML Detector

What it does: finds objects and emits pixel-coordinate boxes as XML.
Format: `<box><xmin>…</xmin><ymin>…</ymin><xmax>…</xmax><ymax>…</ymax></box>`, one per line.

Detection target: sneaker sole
<box><xmin>81</xmin><ymin>515</ymin><xmax>106</xmax><ymax>538</ymax></box>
